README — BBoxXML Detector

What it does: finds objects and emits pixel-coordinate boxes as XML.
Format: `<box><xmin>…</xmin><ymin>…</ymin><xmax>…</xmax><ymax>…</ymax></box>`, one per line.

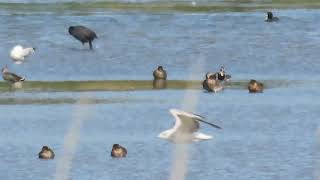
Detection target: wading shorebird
<box><xmin>68</xmin><ymin>25</ymin><xmax>98</xmax><ymax>50</ymax></box>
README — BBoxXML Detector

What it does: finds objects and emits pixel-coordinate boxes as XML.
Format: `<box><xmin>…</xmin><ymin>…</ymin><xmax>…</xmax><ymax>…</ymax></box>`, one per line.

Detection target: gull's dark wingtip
<box><xmin>207</xmin><ymin>122</ymin><xmax>222</xmax><ymax>129</ymax></box>
<box><xmin>197</xmin><ymin>118</ymin><xmax>222</xmax><ymax>129</ymax></box>
<box><xmin>214</xmin><ymin>124</ymin><xmax>222</xmax><ymax>129</ymax></box>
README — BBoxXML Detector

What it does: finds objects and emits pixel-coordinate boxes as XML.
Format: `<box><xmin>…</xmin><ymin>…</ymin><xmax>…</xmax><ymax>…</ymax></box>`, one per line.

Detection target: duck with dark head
<box><xmin>215</xmin><ymin>66</ymin><xmax>231</xmax><ymax>82</ymax></box>
<box><xmin>38</xmin><ymin>146</ymin><xmax>55</xmax><ymax>159</ymax></box>
<box><xmin>111</xmin><ymin>144</ymin><xmax>127</xmax><ymax>158</ymax></box>
<box><xmin>2</xmin><ymin>65</ymin><xmax>25</xmax><ymax>83</ymax></box>
<box><xmin>265</xmin><ymin>12</ymin><xmax>279</xmax><ymax>22</ymax></box>
<box><xmin>153</xmin><ymin>66</ymin><xmax>167</xmax><ymax>89</ymax></box>
<box><xmin>68</xmin><ymin>25</ymin><xmax>98</xmax><ymax>50</ymax></box>
<box><xmin>248</xmin><ymin>79</ymin><xmax>264</xmax><ymax>93</ymax></box>
<box><xmin>153</xmin><ymin>66</ymin><xmax>167</xmax><ymax>80</ymax></box>
<box><xmin>202</xmin><ymin>73</ymin><xmax>223</xmax><ymax>93</ymax></box>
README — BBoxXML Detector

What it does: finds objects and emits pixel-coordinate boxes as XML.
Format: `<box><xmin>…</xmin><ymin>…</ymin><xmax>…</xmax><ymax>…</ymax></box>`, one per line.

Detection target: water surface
<box><xmin>0</xmin><ymin>1</ymin><xmax>319</xmax><ymax>180</ymax></box>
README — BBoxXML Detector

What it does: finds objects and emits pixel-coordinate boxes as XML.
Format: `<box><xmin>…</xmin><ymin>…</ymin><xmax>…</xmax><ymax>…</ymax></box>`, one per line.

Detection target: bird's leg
<box><xmin>89</xmin><ymin>41</ymin><xmax>93</xmax><ymax>50</ymax></box>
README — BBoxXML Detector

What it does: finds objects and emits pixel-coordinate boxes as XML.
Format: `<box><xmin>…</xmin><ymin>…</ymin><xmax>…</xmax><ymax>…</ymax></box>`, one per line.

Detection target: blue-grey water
<box><xmin>0</xmin><ymin>1</ymin><xmax>320</xmax><ymax>180</ymax></box>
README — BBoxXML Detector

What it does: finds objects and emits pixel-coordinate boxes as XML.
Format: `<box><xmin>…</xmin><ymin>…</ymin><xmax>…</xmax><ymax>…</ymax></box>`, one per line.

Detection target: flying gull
<box><xmin>158</xmin><ymin>109</ymin><xmax>221</xmax><ymax>143</ymax></box>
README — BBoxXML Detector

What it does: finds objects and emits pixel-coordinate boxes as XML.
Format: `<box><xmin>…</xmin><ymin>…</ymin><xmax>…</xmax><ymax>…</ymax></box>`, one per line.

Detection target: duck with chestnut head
<box><xmin>111</xmin><ymin>144</ymin><xmax>127</xmax><ymax>158</ymax></box>
<box><xmin>153</xmin><ymin>66</ymin><xmax>167</xmax><ymax>80</ymax></box>
<box><xmin>202</xmin><ymin>73</ymin><xmax>223</xmax><ymax>93</ymax></box>
<box><xmin>248</xmin><ymin>79</ymin><xmax>264</xmax><ymax>93</ymax></box>
<box><xmin>38</xmin><ymin>146</ymin><xmax>55</xmax><ymax>159</ymax></box>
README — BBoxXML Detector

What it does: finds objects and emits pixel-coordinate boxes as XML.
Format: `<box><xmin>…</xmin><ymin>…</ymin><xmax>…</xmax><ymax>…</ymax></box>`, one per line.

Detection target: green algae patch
<box><xmin>0</xmin><ymin>79</ymin><xmax>303</xmax><ymax>92</ymax></box>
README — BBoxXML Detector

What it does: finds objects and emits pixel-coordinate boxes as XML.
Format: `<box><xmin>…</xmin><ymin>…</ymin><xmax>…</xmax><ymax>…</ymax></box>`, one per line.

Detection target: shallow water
<box><xmin>1</xmin><ymin>7</ymin><xmax>320</xmax><ymax>80</ymax></box>
<box><xmin>0</xmin><ymin>1</ymin><xmax>320</xmax><ymax>180</ymax></box>
<box><xmin>1</xmin><ymin>88</ymin><xmax>319</xmax><ymax>180</ymax></box>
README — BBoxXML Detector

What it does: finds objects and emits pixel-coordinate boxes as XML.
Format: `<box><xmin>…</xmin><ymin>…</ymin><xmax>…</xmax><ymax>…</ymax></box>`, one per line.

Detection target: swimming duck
<box><xmin>2</xmin><ymin>66</ymin><xmax>25</xmax><ymax>83</ymax></box>
<box><xmin>111</xmin><ymin>144</ymin><xmax>127</xmax><ymax>158</ymax></box>
<box><xmin>68</xmin><ymin>25</ymin><xmax>98</xmax><ymax>50</ymax></box>
<box><xmin>153</xmin><ymin>66</ymin><xmax>167</xmax><ymax>80</ymax></box>
<box><xmin>202</xmin><ymin>73</ymin><xmax>223</xmax><ymax>93</ymax></box>
<box><xmin>216</xmin><ymin>66</ymin><xmax>231</xmax><ymax>81</ymax></box>
<box><xmin>265</xmin><ymin>12</ymin><xmax>279</xmax><ymax>22</ymax></box>
<box><xmin>38</xmin><ymin>146</ymin><xmax>55</xmax><ymax>159</ymax></box>
<box><xmin>248</xmin><ymin>79</ymin><xmax>264</xmax><ymax>93</ymax></box>
<box><xmin>10</xmin><ymin>45</ymin><xmax>35</xmax><ymax>64</ymax></box>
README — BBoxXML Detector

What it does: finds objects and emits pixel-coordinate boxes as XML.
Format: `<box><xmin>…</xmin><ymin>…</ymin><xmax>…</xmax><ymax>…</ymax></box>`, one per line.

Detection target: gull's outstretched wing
<box><xmin>169</xmin><ymin>109</ymin><xmax>221</xmax><ymax>134</ymax></box>
<box><xmin>170</xmin><ymin>109</ymin><xmax>200</xmax><ymax>134</ymax></box>
<box><xmin>196</xmin><ymin>118</ymin><xmax>222</xmax><ymax>129</ymax></box>
<box><xmin>176</xmin><ymin>114</ymin><xmax>200</xmax><ymax>133</ymax></box>
<box><xmin>185</xmin><ymin>111</ymin><xmax>222</xmax><ymax>129</ymax></box>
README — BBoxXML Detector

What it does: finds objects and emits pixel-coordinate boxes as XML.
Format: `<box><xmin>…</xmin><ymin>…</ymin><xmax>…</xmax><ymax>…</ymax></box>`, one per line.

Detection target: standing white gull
<box><xmin>10</xmin><ymin>45</ymin><xmax>35</xmax><ymax>64</ymax></box>
<box><xmin>158</xmin><ymin>109</ymin><xmax>221</xmax><ymax>143</ymax></box>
